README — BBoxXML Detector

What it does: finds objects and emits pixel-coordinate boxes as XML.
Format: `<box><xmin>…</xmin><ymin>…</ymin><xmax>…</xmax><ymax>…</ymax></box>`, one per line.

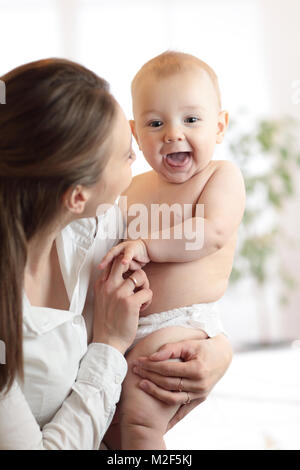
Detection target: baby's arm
<box><xmin>99</xmin><ymin>161</ymin><xmax>245</xmax><ymax>268</ymax></box>
<box><xmin>144</xmin><ymin>161</ymin><xmax>246</xmax><ymax>263</ymax></box>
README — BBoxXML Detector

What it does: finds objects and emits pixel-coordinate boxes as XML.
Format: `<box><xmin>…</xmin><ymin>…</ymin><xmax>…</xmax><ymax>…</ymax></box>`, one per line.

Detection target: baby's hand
<box><xmin>98</xmin><ymin>239</ymin><xmax>150</xmax><ymax>270</ymax></box>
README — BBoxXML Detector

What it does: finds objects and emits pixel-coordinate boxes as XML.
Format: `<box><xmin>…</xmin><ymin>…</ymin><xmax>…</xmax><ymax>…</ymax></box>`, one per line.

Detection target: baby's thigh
<box><xmin>120</xmin><ymin>326</ymin><xmax>206</xmax><ymax>430</ymax></box>
<box><xmin>128</xmin><ymin>325</ymin><xmax>207</xmax><ymax>366</ymax></box>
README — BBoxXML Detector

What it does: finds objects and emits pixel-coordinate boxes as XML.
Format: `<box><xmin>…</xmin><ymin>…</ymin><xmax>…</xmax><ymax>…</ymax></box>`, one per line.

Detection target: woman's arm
<box><xmin>130</xmin><ymin>334</ymin><xmax>233</xmax><ymax>431</ymax></box>
<box><xmin>0</xmin><ymin>257</ymin><xmax>152</xmax><ymax>450</ymax></box>
<box><xmin>0</xmin><ymin>343</ymin><xmax>127</xmax><ymax>450</ymax></box>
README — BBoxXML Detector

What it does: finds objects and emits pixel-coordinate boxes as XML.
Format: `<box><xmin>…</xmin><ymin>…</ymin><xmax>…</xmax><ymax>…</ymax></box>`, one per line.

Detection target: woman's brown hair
<box><xmin>0</xmin><ymin>58</ymin><xmax>117</xmax><ymax>392</ymax></box>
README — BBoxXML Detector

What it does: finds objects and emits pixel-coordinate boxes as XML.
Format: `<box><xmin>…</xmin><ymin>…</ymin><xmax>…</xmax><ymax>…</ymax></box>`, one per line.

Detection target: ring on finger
<box><xmin>128</xmin><ymin>276</ymin><xmax>138</xmax><ymax>288</ymax></box>
<box><xmin>184</xmin><ymin>392</ymin><xmax>191</xmax><ymax>405</ymax></box>
<box><xmin>178</xmin><ymin>377</ymin><xmax>183</xmax><ymax>393</ymax></box>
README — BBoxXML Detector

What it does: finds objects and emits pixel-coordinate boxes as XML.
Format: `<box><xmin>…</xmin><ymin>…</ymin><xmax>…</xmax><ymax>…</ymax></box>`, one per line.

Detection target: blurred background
<box><xmin>1</xmin><ymin>0</ymin><xmax>299</xmax><ymax>450</ymax></box>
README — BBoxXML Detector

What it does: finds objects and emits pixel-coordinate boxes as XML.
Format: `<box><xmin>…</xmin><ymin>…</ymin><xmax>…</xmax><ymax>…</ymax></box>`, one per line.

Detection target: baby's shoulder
<box><xmin>211</xmin><ymin>159</ymin><xmax>240</xmax><ymax>173</ymax></box>
<box><xmin>125</xmin><ymin>170</ymin><xmax>155</xmax><ymax>194</ymax></box>
<box><xmin>132</xmin><ymin>170</ymin><xmax>155</xmax><ymax>183</ymax></box>
<box><xmin>203</xmin><ymin>159</ymin><xmax>243</xmax><ymax>185</ymax></box>
<box><xmin>199</xmin><ymin>159</ymin><xmax>245</xmax><ymax>199</ymax></box>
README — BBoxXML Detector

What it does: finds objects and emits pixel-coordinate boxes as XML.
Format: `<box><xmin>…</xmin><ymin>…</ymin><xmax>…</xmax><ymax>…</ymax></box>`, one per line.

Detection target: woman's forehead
<box><xmin>112</xmin><ymin>107</ymin><xmax>132</xmax><ymax>153</ymax></box>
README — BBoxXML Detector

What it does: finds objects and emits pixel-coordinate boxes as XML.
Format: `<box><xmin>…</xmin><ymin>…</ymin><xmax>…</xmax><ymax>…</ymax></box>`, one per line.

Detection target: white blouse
<box><xmin>0</xmin><ymin>204</ymin><xmax>127</xmax><ymax>450</ymax></box>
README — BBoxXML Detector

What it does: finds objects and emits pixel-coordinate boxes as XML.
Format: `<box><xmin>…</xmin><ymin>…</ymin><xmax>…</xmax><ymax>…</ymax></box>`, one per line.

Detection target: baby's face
<box><xmin>132</xmin><ymin>68</ymin><xmax>228</xmax><ymax>183</ymax></box>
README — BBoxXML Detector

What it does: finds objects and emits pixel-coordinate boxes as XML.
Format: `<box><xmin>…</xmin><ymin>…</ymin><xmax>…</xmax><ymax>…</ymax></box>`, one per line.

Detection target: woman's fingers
<box><xmin>117</xmin><ymin>267</ymin><xmax>152</xmax><ymax>310</ymax></box>
<box><xmin>104</xmin><ymin>254</ymin><xmax>129</xmax><ymax>289</ymax></box>
<box><xmin>132</xmin><ymin>357</ymin><xmax>194</xmax><ymax>379</ymax></box>
<box><xmin>98</xmin><ymin>244</ymin><xmax>124</xmax><ymax>269</ymax></box>
<box><xmin>133</xmin><ymin>366</ymin><xmax>201</xmax><ymax>393</ymax></box>
<box><xmin>121</xmin><ymin>244</ymin><xmax>136</xmax><ymax>265</ymax></box>
<box><xmin>94</xmin><ymin>259</ymin><xmax>113</xmax><ymax>284</ymax></box>
<box><xmin>98</xmin><ymin>240</ymin><xmax>150</xmax><ymax>270</ymax></box>
<box><xmin>137</xmin><ymin>380</ymin><xmax>197</xmax><ymax>406</ymax></box>
<box><xmin>148</xmin><ymin>340</ymin><xmax>199</xmax><ymax>362</ymax></box>
<box><xmin>98</xmin><ymin>242</ymin><xmax>137</xmax><ymax>269</ymax></box>
<box><xmin>131</xmin><ymin>286</ymin><xmax>153</xmax><ymax>310</ymax></box>
<box><xmin>128</xmin><ymin>259</ymin><xmax>144</xmax><ymax>271</ymax></box>
<box><xmin>125</xmin><ymin>269</ymin><xmax>149</xmax><ymax>289</ymax></box>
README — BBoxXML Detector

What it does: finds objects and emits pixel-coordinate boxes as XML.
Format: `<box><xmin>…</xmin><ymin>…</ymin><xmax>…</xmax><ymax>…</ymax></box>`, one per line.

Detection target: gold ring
<box><xmin>178</xmin><ymin>377</ymin><xmax>183</xmax><ymax>393</ymax></box>
<box><xmin>184</xmin><ymin>392</ymin><xmax>191</xmax><ymax>405</ymax></box>
<box><xmin>128</xmin><ymin>276</ymin><xmax>137</xmax><ymax>288</ymax></box>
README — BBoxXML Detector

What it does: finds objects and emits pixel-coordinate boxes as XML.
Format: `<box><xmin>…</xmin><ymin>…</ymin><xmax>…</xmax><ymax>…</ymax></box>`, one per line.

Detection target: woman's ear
<box><xmin>63</xmin><ymin>184</ymin><xmax>90</xmax><ymax>215</ymax></box>
<box><xmin>129</xmin><ymin>119</ymin><xmax>141</xmax><ymax>149</ymax></box>
<box><xmin>216</xmin><ymin>110</ymin><xmax>229</xmax><ymax>144</ymax></box>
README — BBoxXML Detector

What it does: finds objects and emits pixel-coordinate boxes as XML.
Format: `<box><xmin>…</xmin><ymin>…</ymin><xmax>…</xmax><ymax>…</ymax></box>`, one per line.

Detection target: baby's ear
<box><xmin>216</xmin><ymin>111</ymin><xmax>229</xmax><ymax>144</ymax></box>
<box><xmin>129</xmin><ymin>120</ymin><xmax>140</xmax><ymax>148</ymax></box>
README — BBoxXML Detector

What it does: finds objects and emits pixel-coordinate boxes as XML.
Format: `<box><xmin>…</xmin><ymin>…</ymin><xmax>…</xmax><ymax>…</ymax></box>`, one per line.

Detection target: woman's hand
<box><xmin>92</xmin><ymin>254</ymin><xmax>153</xmax><ymax>354</ymax></box>
<box><xmin>98</xmin><ymin>239</ymin><xmax>150</xmax><ymax>271</ymax></box>
<box><xmin>131</xmin><ymin>334</ymin><xmax>233</xmax><ymax>431</ymax></box>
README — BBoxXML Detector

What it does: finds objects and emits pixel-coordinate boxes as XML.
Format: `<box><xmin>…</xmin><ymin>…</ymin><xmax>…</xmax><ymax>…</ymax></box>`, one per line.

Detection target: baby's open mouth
<box><xmin>164</xmin><ymin>151</ymin><xmax>191</xmax><ymax>168</ymax></box>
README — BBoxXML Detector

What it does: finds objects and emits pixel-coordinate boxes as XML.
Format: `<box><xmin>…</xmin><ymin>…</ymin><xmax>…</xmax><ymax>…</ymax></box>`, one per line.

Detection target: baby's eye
<box><xmin>184</xmin><ymin>116</ymin><xmax>200</xmax><ymax>124</ymax></box>
<box><xmin>149</xmin><ymin>120</ymin><xmax>163</xmax><ymax>128</ymax></box>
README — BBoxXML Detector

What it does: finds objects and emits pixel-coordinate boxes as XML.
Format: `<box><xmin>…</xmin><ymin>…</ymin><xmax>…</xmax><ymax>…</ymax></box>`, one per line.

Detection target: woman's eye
<box><xmin>149</xmin><ymin>120</ymin><xmax>163</xmax><ymax>128</ymax></box>
<box><xmin>184</xmin><ymin>117</ymin><xmax>200</xmax><ymax>123</ymax></box>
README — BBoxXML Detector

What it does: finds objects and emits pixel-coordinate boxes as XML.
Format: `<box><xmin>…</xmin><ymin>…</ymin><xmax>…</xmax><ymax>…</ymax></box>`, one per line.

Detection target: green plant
<box><xmin>227</xmin><ymin>113</ymin><xmax>300</xmax><ymax>304</ymax></box>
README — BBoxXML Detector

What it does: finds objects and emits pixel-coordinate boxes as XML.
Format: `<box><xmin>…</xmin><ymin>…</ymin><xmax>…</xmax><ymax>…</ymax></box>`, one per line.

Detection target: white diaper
<box><xmin>129</xmin><ymin>301</ymin><xmax>225</xmax><ymax>350</ymax></box>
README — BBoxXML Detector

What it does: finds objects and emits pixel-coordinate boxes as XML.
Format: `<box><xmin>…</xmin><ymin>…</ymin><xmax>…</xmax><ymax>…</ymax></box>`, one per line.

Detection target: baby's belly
<box><xmin>140</xmin><ymin>253</ymin><xmax>231</xmax><ymax>317</ymax></box>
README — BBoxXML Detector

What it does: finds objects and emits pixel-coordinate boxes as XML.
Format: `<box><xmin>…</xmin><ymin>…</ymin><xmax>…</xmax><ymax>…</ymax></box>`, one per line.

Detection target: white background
<box><xmin>1</xmin><ymin>0</ymin><xmax>300</xmax><ymax>449</ymax></box>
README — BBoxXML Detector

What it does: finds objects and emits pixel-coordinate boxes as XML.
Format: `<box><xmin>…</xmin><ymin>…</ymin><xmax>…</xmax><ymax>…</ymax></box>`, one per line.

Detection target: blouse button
<box><xmin>115</xmin><ymin>374</ymin><xmax>121</xmax><ymax>384</ymax></box>
<box><xmin>73</xmin><ymin>316</ymin><xmax>82</xmax><ymax>325</ymax></box>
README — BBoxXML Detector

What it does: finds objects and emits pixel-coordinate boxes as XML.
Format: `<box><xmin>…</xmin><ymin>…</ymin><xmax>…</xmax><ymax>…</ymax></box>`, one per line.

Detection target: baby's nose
<box><xmin>164</xmin><ymin>127</ymin><xmax>185</xmax><ymax>143</ymax></box>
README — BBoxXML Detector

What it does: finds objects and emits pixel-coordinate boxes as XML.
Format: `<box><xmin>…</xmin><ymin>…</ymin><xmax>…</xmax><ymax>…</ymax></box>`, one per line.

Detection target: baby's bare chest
<box><xmin>123</xmin><ymin>169</ymin><xmax>215</xmax><ymax>236</ymax></box>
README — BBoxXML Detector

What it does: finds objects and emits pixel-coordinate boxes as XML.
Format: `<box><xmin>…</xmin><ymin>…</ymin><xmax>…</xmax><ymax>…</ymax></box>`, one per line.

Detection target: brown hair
<box><xmin>131</xmin><ymin>50</ymin><xmax>221</xmax><ymax>108</ymax></box>
<box><xmin>0</xmin><ymin>58</ymin><xmax>117</xmax><ymax>393</ymax></box>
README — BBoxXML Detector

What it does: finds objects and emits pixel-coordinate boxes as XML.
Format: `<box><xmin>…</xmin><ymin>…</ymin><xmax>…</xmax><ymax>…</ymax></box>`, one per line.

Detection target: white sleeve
<box><xmin>0</xmin><ymin>343</ymin><xmax>127</xmax><ymax>450</ymax></box>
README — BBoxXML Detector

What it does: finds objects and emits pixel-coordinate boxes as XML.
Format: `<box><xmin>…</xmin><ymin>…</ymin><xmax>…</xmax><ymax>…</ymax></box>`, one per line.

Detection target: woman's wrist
<box><xmin>92</xmin><ymin>336</ymin><xmax>127</xmax><ymax>355</ymax></box>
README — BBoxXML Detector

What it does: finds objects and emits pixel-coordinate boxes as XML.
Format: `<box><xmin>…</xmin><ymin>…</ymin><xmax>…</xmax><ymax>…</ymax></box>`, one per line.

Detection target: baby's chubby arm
<box><xmin>99</xmin><ymin>161</ymin><xmax>245</xmax><ymax>268</ymax></box>
<box><xmin>98</xmin><ymin>195</ymin><xmax>151</xmax><ymax>270</ymax></box>
<box><xmin>145</xmin><ymin>160</ymin><xmax>246</xmax><ymax>262</ymax></box>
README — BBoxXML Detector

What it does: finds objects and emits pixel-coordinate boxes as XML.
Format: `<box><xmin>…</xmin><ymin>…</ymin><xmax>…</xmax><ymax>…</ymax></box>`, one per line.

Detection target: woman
<box><xmin>0</xmin><ymin>58</ymin><xmax>232</xmax><ymax>449</ymax></box>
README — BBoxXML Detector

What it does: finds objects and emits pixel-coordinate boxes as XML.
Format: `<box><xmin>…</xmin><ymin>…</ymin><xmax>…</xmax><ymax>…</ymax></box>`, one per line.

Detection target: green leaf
<box><xmin>279</xmin><ymin>147</ymin><xmax>289</xmax><ymax>160</ymax></box>
<box><xmin>267</xmin><ymin>186</ymin><xmax>282</xmax><ymax>208</ymax></box>
<box><xmin>227</xmin><ymin>112</ymin><xmax>300</xmax><ymax>292</ymax></box>
<box><xmin>229</xmin><ymin>267</ymin><xmax>242</xmax><ymax>283</ymax></box>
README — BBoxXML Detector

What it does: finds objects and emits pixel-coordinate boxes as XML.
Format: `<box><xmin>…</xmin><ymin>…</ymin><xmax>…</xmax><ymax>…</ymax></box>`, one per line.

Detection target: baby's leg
<box><xmin>114</xmin><ymin>326</ymin><xmax>207</xmax><ymax>450</ymax></box>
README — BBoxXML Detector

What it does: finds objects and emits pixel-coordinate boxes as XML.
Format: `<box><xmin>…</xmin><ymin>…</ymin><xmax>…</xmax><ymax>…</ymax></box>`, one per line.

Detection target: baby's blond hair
<box><xmin>131</xmin><ymin>50</ymin><xmax>221</xmax><ymax>109</ymax></box>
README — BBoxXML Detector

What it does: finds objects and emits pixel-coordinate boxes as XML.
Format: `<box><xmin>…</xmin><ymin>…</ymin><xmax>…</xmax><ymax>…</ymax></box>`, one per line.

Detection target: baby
<box><xmin>100</xmin><ymin>51</ymin><xmax>246</xmax><ymax>449</ymax></box>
